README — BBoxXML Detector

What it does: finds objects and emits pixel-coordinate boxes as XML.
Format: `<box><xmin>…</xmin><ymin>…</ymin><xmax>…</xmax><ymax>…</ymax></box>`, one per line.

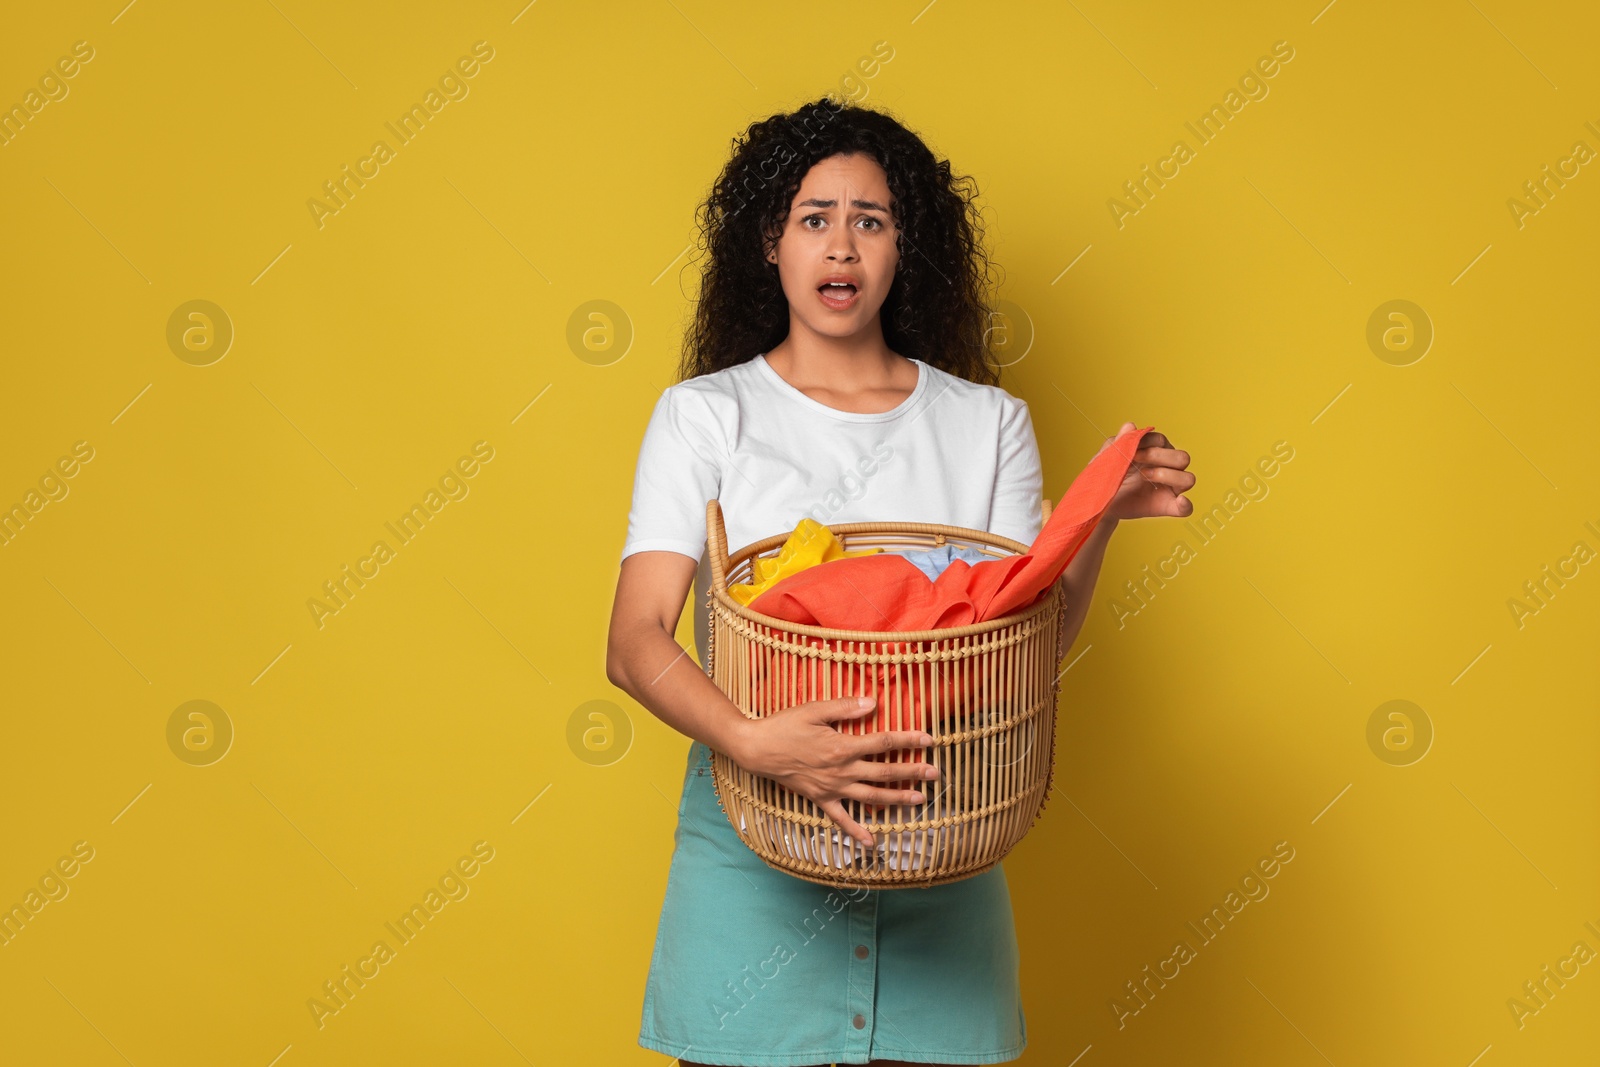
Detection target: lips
<box><xmin>817</xmin><ymin>277</ymin><xmax>860</xmax><ymax>310</ymax></box>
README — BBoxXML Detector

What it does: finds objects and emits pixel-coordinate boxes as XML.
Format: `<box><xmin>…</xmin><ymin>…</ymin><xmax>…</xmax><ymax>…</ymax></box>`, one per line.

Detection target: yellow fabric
<box><xmin>727</xmin><ymin>517</ymin><xmax>883</xmax><ymax>606</ymax></box>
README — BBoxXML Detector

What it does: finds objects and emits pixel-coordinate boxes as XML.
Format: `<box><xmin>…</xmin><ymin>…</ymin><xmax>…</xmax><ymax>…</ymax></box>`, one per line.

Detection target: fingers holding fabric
<box><xmin>1137</xmin><ymin>442</ymin><xmax>1190</xmax><ymax>470</ymax></box>
<box><xmin>1133</xmin><ymin>462</ymin><xmax>1195</xmax><ymax>492</ymax></box>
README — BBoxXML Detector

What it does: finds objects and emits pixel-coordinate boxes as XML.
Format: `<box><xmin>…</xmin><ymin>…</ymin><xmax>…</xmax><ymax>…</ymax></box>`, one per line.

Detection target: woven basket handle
<box><xmin>706</xmin><ymin>498</ymin><xmax>731</xmax><ymax>595</ymax></box>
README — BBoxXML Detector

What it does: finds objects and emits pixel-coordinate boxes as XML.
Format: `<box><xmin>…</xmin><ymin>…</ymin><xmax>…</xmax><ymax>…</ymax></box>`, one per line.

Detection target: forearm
<box><xmin>607</xmin><ymin>623</ymin><xmax>753</xmax><ymax>760</ymax></box>
<box><xmin>1055</xmin><ymin>515</ymin><xmax>1119</xmax><ymax>653</ymax></box>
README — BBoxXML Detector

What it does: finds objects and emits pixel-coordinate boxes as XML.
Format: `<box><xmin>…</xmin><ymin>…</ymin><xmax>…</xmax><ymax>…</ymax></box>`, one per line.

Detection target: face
<box><xmin>765</xmin><ymin>152</ymin><xmax>899</xmax><ymax>339</ymax></box>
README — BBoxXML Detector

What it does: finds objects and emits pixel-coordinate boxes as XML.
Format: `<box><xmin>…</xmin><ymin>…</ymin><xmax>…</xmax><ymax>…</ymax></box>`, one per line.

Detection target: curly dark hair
<box><xmin>676</xmin><ymin>96</ymin><xmax>1002</xmax><ymax>387</ymax></box>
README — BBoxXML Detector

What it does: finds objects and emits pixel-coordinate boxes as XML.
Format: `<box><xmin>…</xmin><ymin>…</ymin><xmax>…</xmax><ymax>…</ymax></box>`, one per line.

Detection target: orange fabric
<box><xmin>741</xmin><ymin>423</ymin><xmax>1151</xmax><ymax>810</ymax></box>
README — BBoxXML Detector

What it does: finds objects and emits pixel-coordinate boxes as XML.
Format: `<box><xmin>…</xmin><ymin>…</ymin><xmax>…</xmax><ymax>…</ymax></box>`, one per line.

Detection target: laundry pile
<box><xmin>726</xmin><ymin>520</ymin><xmax>996</xmax><ymax>605</ymax></box>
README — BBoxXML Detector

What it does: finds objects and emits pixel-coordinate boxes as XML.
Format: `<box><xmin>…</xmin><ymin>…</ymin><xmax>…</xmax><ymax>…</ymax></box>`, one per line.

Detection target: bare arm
<box><xmin>604</xmin><ymin>550</ymin><xmax>753</xmax><ymax>759</ymax></box>
<box><xmin>1056</xmin><ymin>516</ymin><xmax>1119</xmax><ymax>654</ymax></box>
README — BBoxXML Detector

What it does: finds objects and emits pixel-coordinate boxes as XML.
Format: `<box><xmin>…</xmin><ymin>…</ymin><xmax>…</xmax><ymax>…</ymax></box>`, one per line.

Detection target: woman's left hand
<box><xmin>1101</xmin><ymin>422</ymin><xmax>1194</xmax><ymax>521</ymax></box>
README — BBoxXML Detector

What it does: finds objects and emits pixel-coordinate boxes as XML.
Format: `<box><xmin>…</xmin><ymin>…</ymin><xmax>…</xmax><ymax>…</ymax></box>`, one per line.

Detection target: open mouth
<box><xmin>817</xmin><ymin>282</ymin><xmax>859</xmax><ymax>310</ymax></box>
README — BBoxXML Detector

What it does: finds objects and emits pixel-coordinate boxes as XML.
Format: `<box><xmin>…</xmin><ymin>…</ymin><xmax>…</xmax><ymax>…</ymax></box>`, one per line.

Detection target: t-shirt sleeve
<box><xmin>620</xmin><ymin>385</ymin><xmax>725</xmax><ymax>563</ymax></box>
<box><xmin>988</xmin><ymin>396</ymin><xmax>1044</xmax><ymax>546</ymax></box>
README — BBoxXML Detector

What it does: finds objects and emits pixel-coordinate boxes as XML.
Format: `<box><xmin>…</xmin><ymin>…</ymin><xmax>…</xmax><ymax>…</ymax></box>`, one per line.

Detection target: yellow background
<box><xmin>2</xmin><ymin>1</ymin><xmax>1596</xmax><ymax>1064</ymax></box>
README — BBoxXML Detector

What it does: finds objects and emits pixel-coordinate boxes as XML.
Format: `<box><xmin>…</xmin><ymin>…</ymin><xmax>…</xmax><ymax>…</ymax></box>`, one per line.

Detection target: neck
<box><xmin>764</xmin><ymin>319</ymin><xmax>907</xmax><ymax>387</ymax></box>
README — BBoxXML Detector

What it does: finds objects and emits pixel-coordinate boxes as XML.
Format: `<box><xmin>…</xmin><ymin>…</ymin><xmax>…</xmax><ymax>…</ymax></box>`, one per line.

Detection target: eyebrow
<box><xmin>796</xmin><ymin>196</ymin><xmax>891</xmax><ymax>213</ymax></box>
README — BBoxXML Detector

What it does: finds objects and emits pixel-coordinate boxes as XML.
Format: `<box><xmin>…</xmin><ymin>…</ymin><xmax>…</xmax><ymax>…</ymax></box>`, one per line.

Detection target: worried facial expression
<box><xmin>765</xmin><ymin>152</ymin><xmax>900</xmax><ymax>338</ymax></box>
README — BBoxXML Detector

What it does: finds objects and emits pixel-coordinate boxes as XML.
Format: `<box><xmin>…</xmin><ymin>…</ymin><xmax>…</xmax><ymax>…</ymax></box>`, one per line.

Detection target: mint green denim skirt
<box><xmin>638</xmin><ymin>740</ymin><xmax>1027</xmax><ymax>1066</ymax></box>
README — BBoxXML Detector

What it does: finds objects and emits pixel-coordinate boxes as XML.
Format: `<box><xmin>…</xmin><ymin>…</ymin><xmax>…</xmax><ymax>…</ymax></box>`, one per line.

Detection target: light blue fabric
<box><xmin>639</xmin><ymin>740</ymin><xmax>1027</xmax><ymax>1066</ymax></box>
<box><xmin>892</xmin><ymin>543</ymin><xmax>996</xmax><ymax>583</ymax></box>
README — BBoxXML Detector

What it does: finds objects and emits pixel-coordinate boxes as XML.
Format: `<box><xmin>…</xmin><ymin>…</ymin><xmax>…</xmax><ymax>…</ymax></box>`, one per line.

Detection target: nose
<box><xmin>826</xmin><ymin>226</ymin><xmax>858</xmax><ymax>262</ymax></box>
<box><xmin>823</xmin><ymin>199</ymin><xmax>859</xmax><ymax>261</ymax></box>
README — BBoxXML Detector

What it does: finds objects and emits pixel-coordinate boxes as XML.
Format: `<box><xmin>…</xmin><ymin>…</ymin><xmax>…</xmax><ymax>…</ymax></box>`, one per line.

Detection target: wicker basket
<box><xmin>703</xmin><ymin>497</ymin><xmax>1071</xmax><ymax>890</ymax></box>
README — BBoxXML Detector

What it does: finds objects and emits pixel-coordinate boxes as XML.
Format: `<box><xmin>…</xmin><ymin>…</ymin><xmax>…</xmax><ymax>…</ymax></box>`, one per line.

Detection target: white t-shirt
<box><xmin>619</xmin><ymin>352</ymin><xmax>1044</xmax><ymax>668</ymax></box>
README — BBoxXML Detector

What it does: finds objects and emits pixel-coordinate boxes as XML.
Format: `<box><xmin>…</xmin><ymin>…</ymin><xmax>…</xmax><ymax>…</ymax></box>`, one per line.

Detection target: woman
<box><xmin>607</xmin><ymin>97</ymin><xmax>1194</xmax><ymax>1066</ymax></box>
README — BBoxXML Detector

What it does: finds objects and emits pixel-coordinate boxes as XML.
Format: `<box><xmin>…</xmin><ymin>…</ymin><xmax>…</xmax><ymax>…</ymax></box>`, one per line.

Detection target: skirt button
<box><xmin>852</xmin><ymin>1013</ymin><xmax>866</xmax><ymax>1029</ymax></box>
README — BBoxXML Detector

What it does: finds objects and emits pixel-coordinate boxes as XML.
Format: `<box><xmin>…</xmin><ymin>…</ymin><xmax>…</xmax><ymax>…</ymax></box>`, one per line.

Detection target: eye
<box><xmin>858</xmin><ymin>216</ymin><xmax>883</xmax><ymax>231</ymax></box>
<box><xmin>802</xmin><ymin>214</ymin><xmax>826</xmax><ymax>229</ymax></box>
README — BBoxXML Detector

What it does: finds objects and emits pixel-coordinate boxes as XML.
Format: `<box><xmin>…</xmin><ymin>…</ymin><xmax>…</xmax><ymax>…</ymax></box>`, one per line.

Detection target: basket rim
<box><xmin>711</xmin><ymin>518</ymin><xmax>1065</xmax><ymax>643</ymax></box>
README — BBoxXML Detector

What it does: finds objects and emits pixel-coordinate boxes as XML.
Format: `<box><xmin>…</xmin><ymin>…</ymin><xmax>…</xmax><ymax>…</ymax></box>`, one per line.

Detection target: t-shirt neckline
<box><xmin>754</xmin><ymin>352</ymin><xmax>928</xmax><ymax>423</ymax></box>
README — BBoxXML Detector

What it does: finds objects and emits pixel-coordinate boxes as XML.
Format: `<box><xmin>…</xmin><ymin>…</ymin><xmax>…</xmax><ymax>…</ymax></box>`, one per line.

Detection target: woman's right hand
<box><xmin>729</xmin><ymin>695</ymin><xmax>940</xmax><ymax>850</ymax></box>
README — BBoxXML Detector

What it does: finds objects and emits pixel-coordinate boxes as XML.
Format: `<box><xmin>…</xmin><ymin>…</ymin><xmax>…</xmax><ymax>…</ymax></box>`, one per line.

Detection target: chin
<box><xmin>791</xmin><ymin>303</ymin><xmax>885</xmax><ymax>335</ymax></box>
<box><xmin>807</xmin><ymin>319</ymin><xmax>875</xmax><ymax>340</ymax></box>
